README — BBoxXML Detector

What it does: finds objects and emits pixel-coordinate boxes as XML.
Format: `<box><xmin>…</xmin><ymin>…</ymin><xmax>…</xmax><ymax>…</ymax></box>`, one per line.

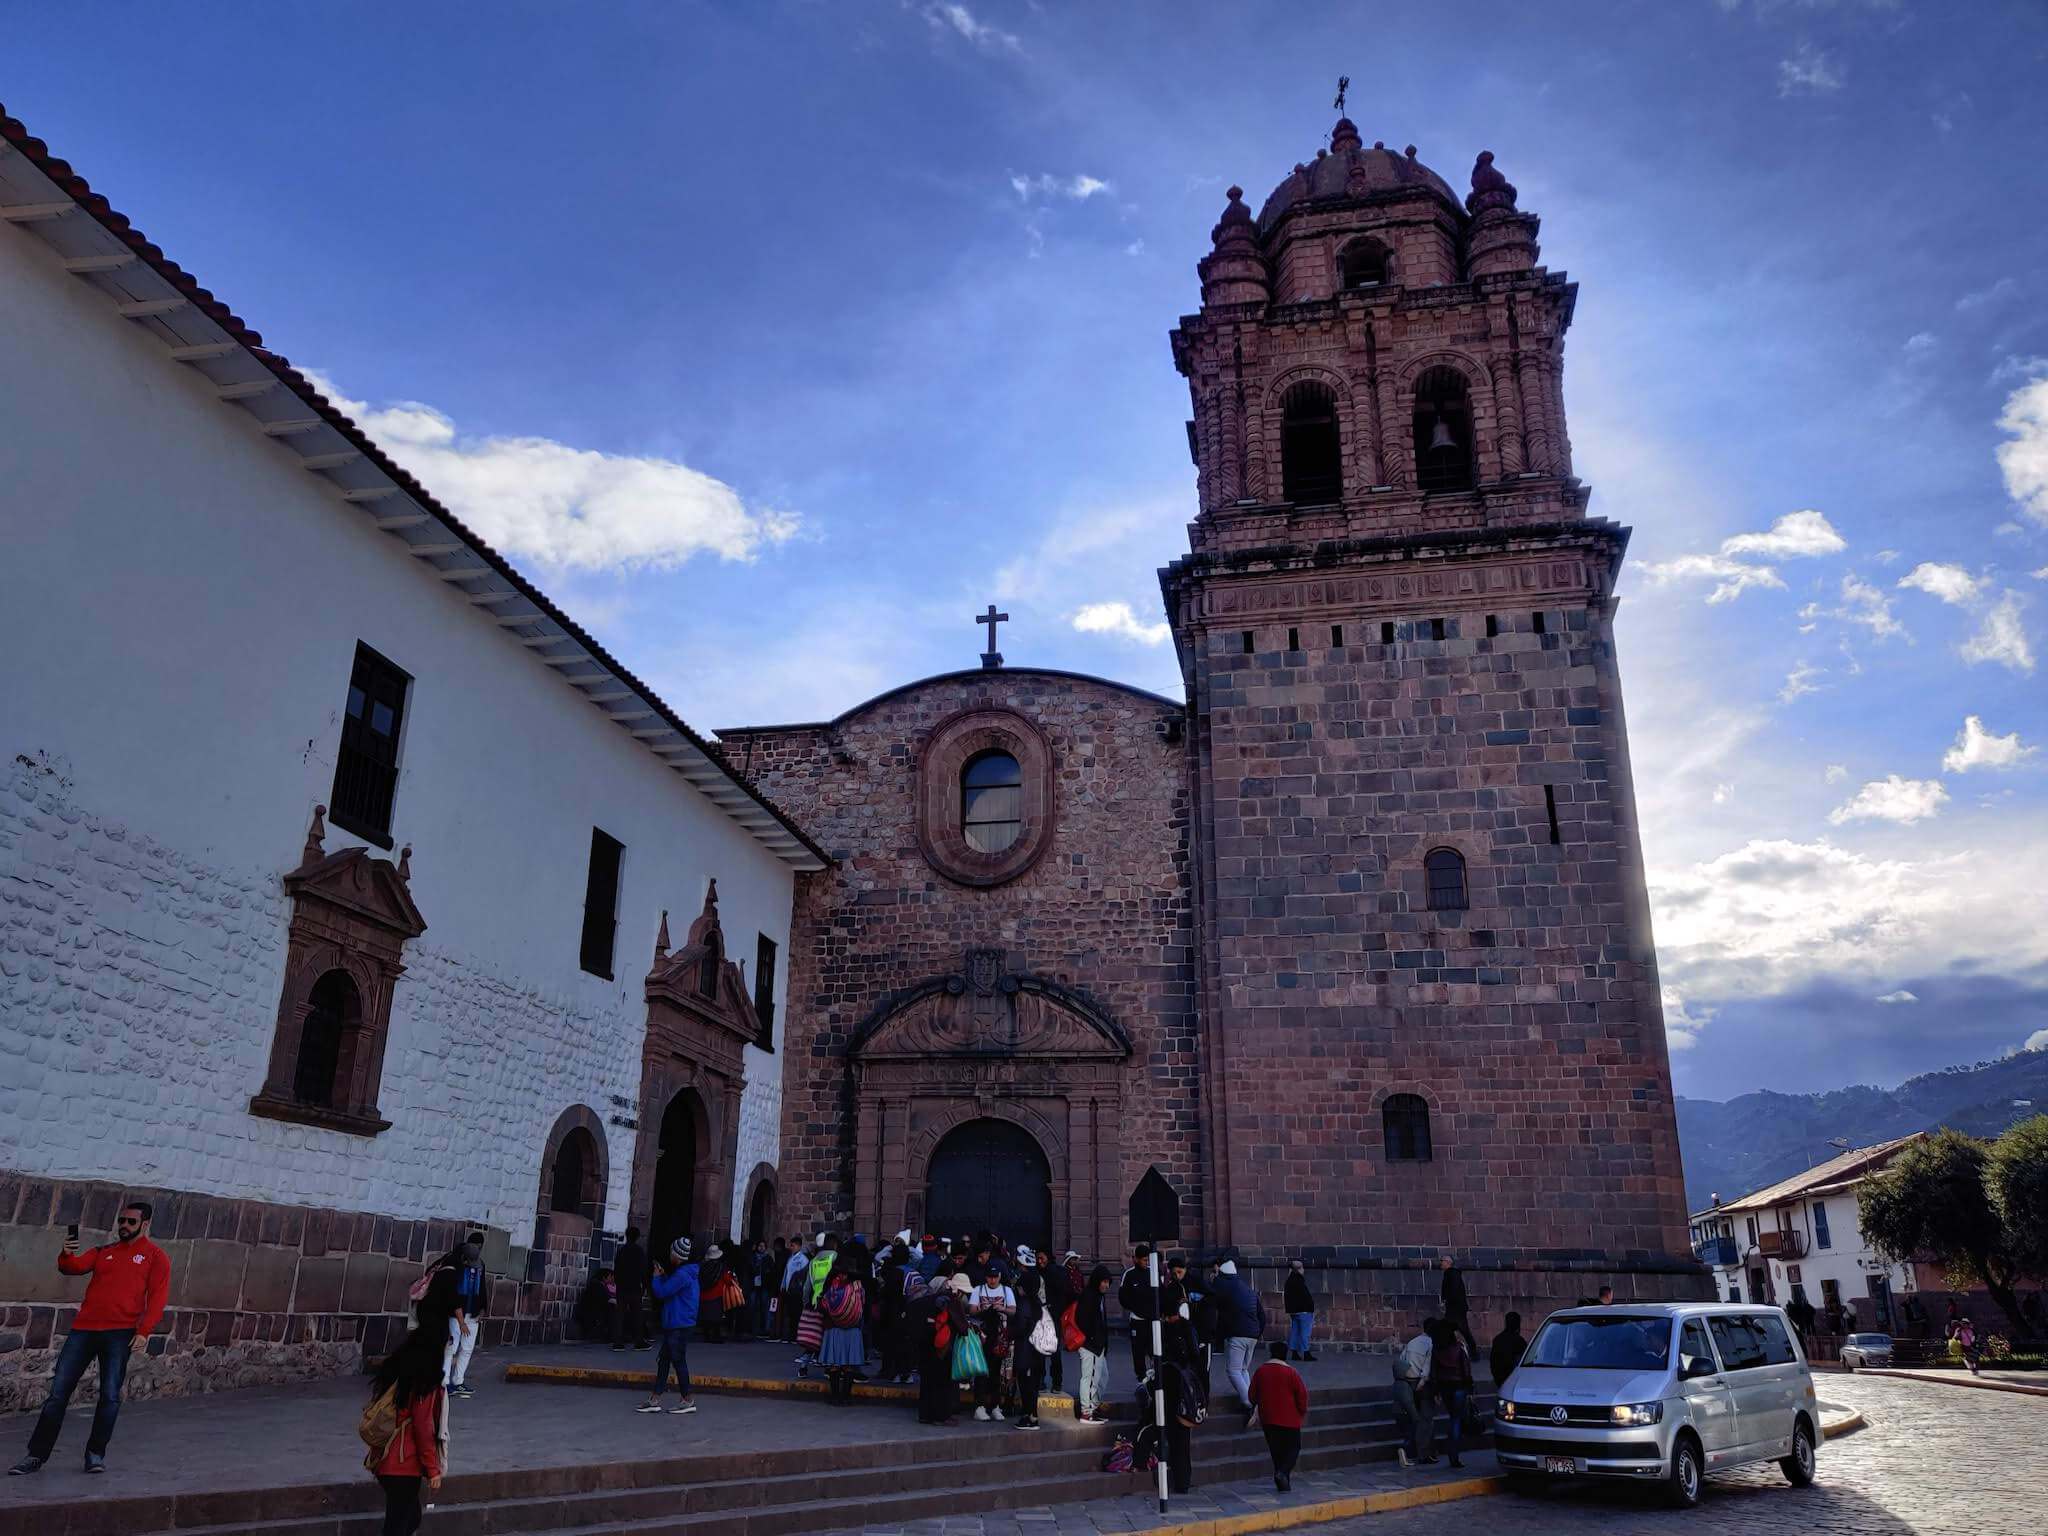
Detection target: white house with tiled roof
<box><xmin>1688</xmin><ymin>1135</ymin><xmax>1925</xmax><ymax>1333</ymax></box>
<box><xmin>0</xmin><ymin>104</ymin><xmax>821</xmax><ymax>1399</ymax></box>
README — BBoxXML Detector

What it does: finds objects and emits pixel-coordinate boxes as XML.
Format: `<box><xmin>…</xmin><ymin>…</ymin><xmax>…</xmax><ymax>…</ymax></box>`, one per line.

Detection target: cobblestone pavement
<box><xmin>1313</xmin><ymin>1374</ymin><xmax>2047</xmax><ymax>1536</ymax></box>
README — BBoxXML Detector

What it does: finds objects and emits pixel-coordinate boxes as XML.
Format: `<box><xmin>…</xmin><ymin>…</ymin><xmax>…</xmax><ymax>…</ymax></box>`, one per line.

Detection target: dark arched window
<box><xmin>1412</xmin><ymin>366</ymin><xmax>1475</xmax><ymax>493</ymax></box>
<box><xmin>293</xmin><ymin>969</ymin><xmax>360</xmax><ymax>1108</ymax></box>
<box><xmin>698</xmin><ymin>942</ymin><xmax>719</xmax><ymax>999</ymax></box>
<box><xmin>1340</xmin><ymin>237</ymin><xmax>1391</xmax><ymax>289</ymax></box>
<box><xmin>962</xmin><ymin>751</ymin><xmax>1023</xmax><ymax>853</ymax></box>
<box><xmin>1129</xmin><ymin>1167</ymin><xmax>1180</xmax><ymax>1245</ymax></box>
<box><xmin>549</xmin><ymin>1126</ymin><xmax>597</xmax><ymax>1214</ymax></box>
<box><xmin>1424</xmin><ymin>847</ymin><xmax>1469</xmax><ymax>911</ymax></box>
<box><xmin>1281</xmin><ymin>381</ymin><xmax>1343</xmax><ymax>505</ymax></box>
<box><xmin>1383</xmin><ymin>1094</ymin><xmax>1433</xmax><ymax>1162</ymax></box>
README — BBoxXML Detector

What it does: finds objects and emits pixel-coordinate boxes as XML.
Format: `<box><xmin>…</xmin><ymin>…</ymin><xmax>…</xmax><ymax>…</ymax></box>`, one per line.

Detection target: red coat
<box><xmin>60</xmin><ymin>1238</ymin><xmax>171</xmax><ymax>1336</ymax></box>
<box><xmin>1248</xmin><ymin>1361</ymin><xmax>1308</xmax><ymax>1429</ymax></box>
<box><xmin>373</xmin><ymin>1388</ymin><xmax>446</xmax><ymax>1480</ymax></box>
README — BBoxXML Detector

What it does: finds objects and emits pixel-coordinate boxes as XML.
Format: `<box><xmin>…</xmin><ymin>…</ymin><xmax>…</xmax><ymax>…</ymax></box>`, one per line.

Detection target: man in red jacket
<box><xmin>1247</xmin><ymin>1340</ymin><xmax>1310</xmax><ymax>1491</ymax></box>
<box><xmin>11</xmin><ymin>1201</ymin><xmax>171</xmax><ymax>1476</ymax></box>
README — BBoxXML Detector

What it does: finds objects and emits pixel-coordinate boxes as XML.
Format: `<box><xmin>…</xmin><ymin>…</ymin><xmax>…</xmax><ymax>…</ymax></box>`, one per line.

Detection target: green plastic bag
<box><xmin>952</xmin><ymin>1331</ymin><xmax>990</xmax><ymax>1381</ymax></box>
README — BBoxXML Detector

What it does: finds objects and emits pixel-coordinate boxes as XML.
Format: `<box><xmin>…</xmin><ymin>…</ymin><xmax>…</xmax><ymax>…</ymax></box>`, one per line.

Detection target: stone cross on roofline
<box><xmin>975</xmin><ymin>603</ymin><xmax>1008</xmax><ymax>670</ymax></box>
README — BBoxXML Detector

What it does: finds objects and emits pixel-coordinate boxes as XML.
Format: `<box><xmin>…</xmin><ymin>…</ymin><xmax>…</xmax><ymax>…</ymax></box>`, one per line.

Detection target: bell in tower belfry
<box><xmin>1156</xmin><ymin>110</ymin><xmax>1695</xmax><ymax>1318</ymax></box>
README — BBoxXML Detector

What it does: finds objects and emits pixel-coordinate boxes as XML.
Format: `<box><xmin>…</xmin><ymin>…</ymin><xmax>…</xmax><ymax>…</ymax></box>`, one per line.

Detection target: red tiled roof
<box><xmin>0</xmin><ymin>103</ymin><xmax>827</xmax><ymax>871</ymax></box>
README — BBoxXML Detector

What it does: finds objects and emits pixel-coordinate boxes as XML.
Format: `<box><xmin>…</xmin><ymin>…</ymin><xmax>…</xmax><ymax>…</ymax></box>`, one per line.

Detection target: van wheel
<box><xmin>1781</xmin><ymin>1419</ymin><xmax>1816</xmax><ymax>1486</ymax></box>
<box><xmin>1665</xmin><ymin>1435</ymin><xmax>1703</xmax><ymax>1509</ymax></box>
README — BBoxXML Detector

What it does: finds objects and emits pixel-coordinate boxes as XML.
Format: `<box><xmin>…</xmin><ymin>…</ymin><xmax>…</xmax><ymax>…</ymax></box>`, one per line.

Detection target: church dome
<box><xmin>1255</xmin><ymin>119</ymin><xmax>1460</xmax><ymax>233</ymax></box>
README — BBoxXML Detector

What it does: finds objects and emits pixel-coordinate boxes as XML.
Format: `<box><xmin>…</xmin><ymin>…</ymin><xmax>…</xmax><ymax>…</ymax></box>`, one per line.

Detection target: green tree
<box><xmin>1987</xmin><ymin>1114</ymin><xmax>2048</xmax><ymax>1301</ymax></box>
<box><xmin>1858</xmin><ymin>1128</ymin><xmax>2029</xmax><ymax>1337</ymax></box>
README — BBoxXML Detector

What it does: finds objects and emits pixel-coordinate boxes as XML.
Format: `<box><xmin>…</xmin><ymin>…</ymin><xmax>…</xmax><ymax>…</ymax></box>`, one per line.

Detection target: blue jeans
<box><xmin>28</xmin><ymin>1328</ymin><xmax>134</xmax><ymax>1460</ymax></box>
<box><xmin>1434</xmin><ymin>1387</ymin><xmax>1469</xmax><ymax>1460</ymax></box>
<box><xmin>653</xmin><ymin>1326</ymin><xmax>692</xmax><ymax>1397</ymax></box>
<box><xmin>1287</xmin><ymin>1313</ymin><xmax>1314</xmax><ymax>1355</ymax></box>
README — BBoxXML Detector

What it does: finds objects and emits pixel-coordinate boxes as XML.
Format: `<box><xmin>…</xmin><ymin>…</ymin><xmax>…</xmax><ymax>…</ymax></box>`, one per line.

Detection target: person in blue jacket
<box><xmin>639</xmin><ymin>1237</ymin><xmax>701</xmax><ymax>1415</ymax></box>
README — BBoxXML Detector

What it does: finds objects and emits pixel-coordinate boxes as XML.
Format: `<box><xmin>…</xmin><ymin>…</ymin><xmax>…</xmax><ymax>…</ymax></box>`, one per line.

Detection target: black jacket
<box><xmin>1077</xmin><ymin>1267</ymin><xmax>1114</xmax><ymax>1353</ymax></box>
<box><xmin>1440</xmin><ymin>1265</ymin><xmax>1469</xmax><ymax>1320</ymax></box>
<box><xmin>1011</xmin><ymin>1269</ymin><xmax>1048</xmax><ymax>1344</ymax></box>
<box><xmin>614</xmin><ymin>1240</ymin><xmax>649</xmax><ymax>1292</ymax></box>
<box><xmin>1284</xmin><ymin>1270</ymin><xmax>1315</xmax><ymax>1315</ymax></box>
<box><xmin>1489</xmin><ymin>1328</ymin><xmax>1526</xmax><ymax>1385</ymax></box>
<box><xmin>1118</xmin><ymin>1265</ymin><xmax>1157</xmax><ymax>1325</ymax></box>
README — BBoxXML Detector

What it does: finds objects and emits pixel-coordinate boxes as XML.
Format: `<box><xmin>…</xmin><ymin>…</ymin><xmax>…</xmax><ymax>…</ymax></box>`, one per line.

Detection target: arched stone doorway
<box><xmin>649</xmin><ymin>1088</ymin><xmax>706</xmax><ymax>1259</ymax></box>
<box><xmin>926</xmin><ymin>1118</ymin><xmax>1052</xmax><ymax>1253</ymax></box>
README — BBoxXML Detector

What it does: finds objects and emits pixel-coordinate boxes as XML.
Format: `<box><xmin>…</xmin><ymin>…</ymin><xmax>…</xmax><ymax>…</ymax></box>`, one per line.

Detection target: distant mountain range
<box><xmin>1676</xmin><ymin>1048</ymin><xmax>2048</xmax><ymax>1213</ymax></box>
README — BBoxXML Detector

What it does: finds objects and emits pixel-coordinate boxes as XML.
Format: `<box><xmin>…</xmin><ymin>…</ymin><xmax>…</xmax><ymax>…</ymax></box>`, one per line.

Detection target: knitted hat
<box><xmin>946</xmin><ymin>1273</ymin><xmax>973</xmax><ymax>1294</ymax></box>
<box><xmin>671</xmin><ymin>1237</ymin><xmax>692</xmax><ymax>1261</ymax></box>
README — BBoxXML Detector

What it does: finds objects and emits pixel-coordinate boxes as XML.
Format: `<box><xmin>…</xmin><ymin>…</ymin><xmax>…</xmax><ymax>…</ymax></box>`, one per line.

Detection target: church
<box><xmin>730</xmin><ymin>116</ymin><xmax>1700</xmax><ymax>1336</ymax></box>
<box><xmin>0</xmin><ymin>97</ymin><xmax>1700</xmax><ymax>1405</ymax></box>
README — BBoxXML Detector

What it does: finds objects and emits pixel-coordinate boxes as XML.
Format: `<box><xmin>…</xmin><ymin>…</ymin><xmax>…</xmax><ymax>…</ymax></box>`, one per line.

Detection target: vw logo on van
<box><xmin>1550</xmin><ymin>1406</ymin><xmax>1569</xmax><ymax>1424</ymax></box>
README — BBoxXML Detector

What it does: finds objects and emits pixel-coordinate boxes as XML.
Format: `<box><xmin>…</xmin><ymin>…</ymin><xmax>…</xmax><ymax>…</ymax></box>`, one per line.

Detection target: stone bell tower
<box><xmin>1161</xmin><ymin>116</ymin><xmax>1701</xmax><ymax>1334</ymax></box>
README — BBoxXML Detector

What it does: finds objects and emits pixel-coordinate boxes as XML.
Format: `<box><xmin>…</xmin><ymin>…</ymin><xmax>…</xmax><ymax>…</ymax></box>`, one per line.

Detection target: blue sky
<box><xmin>9</xmin><ymin>1</ymin><xmax>2046</xmax><ymax>1101</ymax></box>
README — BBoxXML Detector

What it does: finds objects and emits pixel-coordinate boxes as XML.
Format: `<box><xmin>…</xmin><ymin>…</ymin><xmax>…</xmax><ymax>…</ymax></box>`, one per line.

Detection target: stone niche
<box><xmin>846</xmin><ymin>950</ymin><xmax>1132</xmax><ymax>1261</ymax></box>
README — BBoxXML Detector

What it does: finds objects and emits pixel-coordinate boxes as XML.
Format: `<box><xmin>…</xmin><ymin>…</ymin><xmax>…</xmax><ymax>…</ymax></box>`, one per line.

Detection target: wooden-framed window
<box><xmin>962</xmin><ymin>750</ymin><xmax>1024</xmax><ymax>854</ymax></box>
<box><xmin>753</xmin><ymin>932</ymin><xmax>778</xmax><ymax>1052</ymax></box>
<box><xmin>1424</xmin><ymin>847</ymin><xmax>1469</xmax><ymax>911</ymax></box>
<box><xmin>1383</xmin><ymin>1094</ymin><xmax>1433</xmax><ymax>1162</ymax></box>
<box><xmin>578</xmin><ymin>828</ymin><xmax>624</xmax><ymax>979</ymax></box>
<box><xmin>329</xmin><ymin>643</ymin><xmax>410</xmax><ymax>848</ymax></box>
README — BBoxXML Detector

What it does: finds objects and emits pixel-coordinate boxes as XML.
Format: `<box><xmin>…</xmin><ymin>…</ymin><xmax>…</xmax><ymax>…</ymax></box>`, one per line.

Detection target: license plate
<box><xmin>1542</xmin><ymin>1456</ymin><xmax>1578</xmax><ymax>1475</ymax></box>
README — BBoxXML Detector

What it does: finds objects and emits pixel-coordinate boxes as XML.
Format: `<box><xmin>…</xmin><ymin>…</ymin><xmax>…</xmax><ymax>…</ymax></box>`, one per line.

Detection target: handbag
<box><xmin>951</xmin><ymin>1331</ymin><xmax>990</xmax><ymax>1380</ymax></box>
<box><xmin>407</xmin><ymin>1266</ymin><xmax>437</xmax><ymax>1306</ymax></box>
<box><xmin>1029</xmin><ymin>1311</ymin><xmax>1058</xmax><ymax>1356</ymax></box>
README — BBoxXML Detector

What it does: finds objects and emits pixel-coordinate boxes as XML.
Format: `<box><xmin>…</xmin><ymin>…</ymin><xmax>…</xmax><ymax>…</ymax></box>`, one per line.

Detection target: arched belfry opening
<box><xmin>1412</xmin><ymin>367</ymin><xmax>1475</xmax><ymax>492</ymax></box>
<box><xmin>1281</xmin><ymin>381</ymin><xmax>1343</xmax><ymax>505</ymax></box>
<box><xmin>1340</xmin><ymin>236</ymin><xmax>1391</xmax><ymax>289</ymax></box>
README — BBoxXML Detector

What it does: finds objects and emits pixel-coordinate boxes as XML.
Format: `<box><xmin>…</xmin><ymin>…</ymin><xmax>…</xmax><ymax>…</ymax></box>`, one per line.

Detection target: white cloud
<box><xmin>1777</xmin><ymin>44</ymin><xmax>1844</xmax><ymax>96</ymax></box>
<box><xmin>1957</xmin><ymin>276</ymin><xmax>2019</xmax><ymax>314</ymax></box>
<box><xmin>2034</xmin><ymin>566</ymin><xmax>2048</xmax><ymax>581</ymax></box>
<box><xmin>1827</xmin><ymin>774</ymin><xmax>1949</xmax><ymax>825</ymax></box>
<box><xmin>1875</xmin><ymin>990</ymin><xmax>1918</xmax><ymax>1005</ymax></box>
<box><xmin>1778</xmin><ymin>662</ymin><xmax>1825</xmax><ymax>704</ymax></box>
<box><xmin>1070</xmin><ymin>600</ymin><xmax>1171</xmax><ymax>646</ymax></box>
<box><xmin>922</xmin><ymin>3</ymin><xmax>1021</xmax><ymax>54</ymax></box>
<box><xmin>1661</xmin><ymin>985</ymin><xmax>1713</xmax><ymax>1052</ymax></box>
<box><xmin>2029</xmin><ymin>1028</ymin><xmax>2048</xmax><ymax>1053</ymax></box>
<box><xmin>1898</xmin><ymin>562</ymin><xmax>1982</xmax><ymax>605</ymax></box>
<box><xmin>1903</xmin><ymin>332</ymin><xmax>1937</xmax><ymax>356</ymax></box>
<box><xmin>1650</xmin><ymin>825</ymin><xmax>2048</xmax><ymax>1005</ymax></box>
<box><xmin>1712</xmin><ymin>782</ymin><xmax>1734</xmax><ymax>805</ymax></box>
<box><xmin>305</xmin><ymin>372</ymin><xmax>796</xmax><ymax>573</ymax></box>
<box><xmin>1998</xmin><ymin>374</ymin><xmax>2048</xmax><ymax>527</ymax></box>
<box><xmin>1641</xmin><ymin>552</ymin><xmax>1787</xmax><ymax>603</ymax></box>
<box><xmin>1802</xmin><ymin>574</ymin><xmax>1907</xmax><ymax>642</ymax></box>
<box><xmin>1124</xmin><ymin>240</ymin><xmax>1146</xmax><ymax>258</ymax></box>
<box><xmin>1824</xmin><ymin>764</ymin><xmax>1848</xmax><ymax>784</ymax></box>
<box><xmin>1009</xmin><ymin>172</ymin><xmax>1111</xmax><ymax>202</ymax></box>
<box><xmin>1943</xmin><ymin>715</ymin><xmax>2036</xmax><ymax>773</ymax></box>
<box><xmin>1721</xmin><ymin>508</ymin><xmax>1846</xmax><ymax>559</ymax></box>
<box><xmin>1960</xmin><ymin>592</ymin><xmax>2036</xmax><ymax>673</ymax></box>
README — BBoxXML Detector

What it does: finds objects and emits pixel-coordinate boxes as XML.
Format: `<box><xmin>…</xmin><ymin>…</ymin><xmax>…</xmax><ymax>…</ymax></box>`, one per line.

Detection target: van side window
<box><xmin>1708</xmin><ymin>1316</ymin><xmax>1766</xmax><ymax>1371</ymax></box>
<box><xmin>1680</xmin><ymin>1319</ymin><xmax>1716</xmax><ymax>1372</ymax></box>
<box><xmin>1753</xmin><ymin>1313</ymin><xmax>1800</xmax><ymax>1365</ymax></box>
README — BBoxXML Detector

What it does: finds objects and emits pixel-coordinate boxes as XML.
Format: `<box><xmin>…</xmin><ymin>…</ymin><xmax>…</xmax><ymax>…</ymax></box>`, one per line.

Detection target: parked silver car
<box><xmin>1494</xmin><ymin>1302</ymin><xmax>1820</xmax><ymax>1508</ymax></box>
<box><xmin>1839</xmin><ymin>1332</ymin><xmax>1895</xmax><ymax>1370</ymax></box>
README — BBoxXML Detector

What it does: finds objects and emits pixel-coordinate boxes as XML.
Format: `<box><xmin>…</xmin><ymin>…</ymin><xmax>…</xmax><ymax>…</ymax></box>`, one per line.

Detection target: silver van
<box><xmin>1493</xmin><ymin>1302</ymin><xmax>1819</xmax><ymax>1508</ymax></box>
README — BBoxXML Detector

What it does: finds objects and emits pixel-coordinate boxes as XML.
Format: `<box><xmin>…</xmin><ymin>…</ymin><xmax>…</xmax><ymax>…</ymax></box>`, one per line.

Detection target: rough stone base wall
<box><xmin>0</xmin><ymin>1174</ymin><xmax>610</xmax><ymax>1412</ymax></box>
<box><xmin>1232</xmin><ymin>1257</ymin><xmax>1713</xmax><ymax>1353</ymax></box>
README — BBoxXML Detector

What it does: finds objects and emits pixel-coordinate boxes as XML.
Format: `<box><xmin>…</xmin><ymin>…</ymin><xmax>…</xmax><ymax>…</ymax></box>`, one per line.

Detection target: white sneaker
<box><xmin>973</xmin><ymin>1407</ymin><xmax>990</xmax><ymax>1421</ymax></box>
<box><xmin>992</xmin><ymin>1408</ymin><xmax>1005</xmax><ymax>1421</ymax></box>
<box><xmin>1397</xmin><ymin>1448</ymin><xmax>1409</xmax><ymax>1469</ymax></box>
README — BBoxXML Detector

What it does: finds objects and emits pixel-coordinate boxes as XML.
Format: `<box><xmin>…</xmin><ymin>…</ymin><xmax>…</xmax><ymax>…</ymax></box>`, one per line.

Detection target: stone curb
<box><xmin>1117</xmin><ymin>1474</ymin><xmax>1504</xmax><ymax>1536</ymax></box>
<box><xmin>1851</xmin><ymin>1368</ymin><xmax>2048</xmax><ymax>1398</ymax></box>
<box><xmin>1822</xmin><ymin>1409</ymin><xmax>1866</xmax><ymax>1438</ymax></box>
<box><xmin>505</xmin><ymin>1361</ymin><xmax>1081</xmax><ymax>1411</ymax></box>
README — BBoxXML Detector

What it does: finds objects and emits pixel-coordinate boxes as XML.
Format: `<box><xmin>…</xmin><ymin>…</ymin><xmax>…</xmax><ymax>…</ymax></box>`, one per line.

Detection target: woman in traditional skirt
<box><xmin>818</xmin><ymin>1257</ymin><xmax>868</xmax><ymax>1406</ymax></box>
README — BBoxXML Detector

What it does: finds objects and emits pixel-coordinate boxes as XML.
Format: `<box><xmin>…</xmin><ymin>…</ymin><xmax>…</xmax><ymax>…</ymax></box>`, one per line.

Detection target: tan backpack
<box><xmin>357</xmin><ymin>1384</ymin><xmax>401</xmax><ymax>1470</ymax></box>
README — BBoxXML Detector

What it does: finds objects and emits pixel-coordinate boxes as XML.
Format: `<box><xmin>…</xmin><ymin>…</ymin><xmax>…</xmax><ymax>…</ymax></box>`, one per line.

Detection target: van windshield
<box><xmin>1523</xmin><ymin>1315</ymin><xmax>1674</xmax><ymax>1371</ymax></box>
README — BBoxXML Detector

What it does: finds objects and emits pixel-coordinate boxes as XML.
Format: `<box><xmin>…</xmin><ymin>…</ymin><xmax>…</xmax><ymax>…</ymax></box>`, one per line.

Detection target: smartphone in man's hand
<box><xmin>64</xmin><ymin>1223</ymin><xmax>80</xmax><ymax>1251</ymax></box>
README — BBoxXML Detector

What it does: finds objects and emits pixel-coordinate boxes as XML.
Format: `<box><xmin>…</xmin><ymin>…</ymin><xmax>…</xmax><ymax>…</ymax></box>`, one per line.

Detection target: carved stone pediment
<box><xmin>283</xmin><ymin>845</ymin><xmax>427</xmax><ymax>942</ymax></box>
<box><xmin>850</xmin><ymin>956</ymin><xmax>1131</xmax><ymax>1063</ymax></box>
<box><xmin>644</xmin><ymin>881</ymin><xmax>757</xmax><ymax>1062</ymax></box>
